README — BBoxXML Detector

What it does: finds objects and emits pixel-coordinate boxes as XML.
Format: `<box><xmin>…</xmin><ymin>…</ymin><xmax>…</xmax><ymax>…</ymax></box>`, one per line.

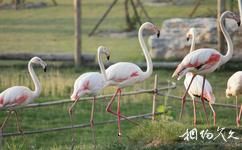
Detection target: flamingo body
<box><xmin>226</xmin><ymin>71</ymin><xmax>242</xmax><ymax>97</ymax></box>
<box><xmin>226</xmin><ymin>71</ymin><xmax>242</xmax><ymax>127</ymax></box>
<box><xmin>173</xmin><ymin>48</ymin><xmax>221</xmax><ymax>80</ymax></box>
<box><xmin>185</xmin><ymin>73</ymin><xmax>215</xmax><ymax>104</ymax></box>
<box><xmin>0</xmin><ymin>86</ymin><xmax>33</xmax><ymax>108</ymax></box>
<box><xmin>71</xmin><ymin>72</ymin><xmax>106</xmax><ymax>100</ymax></box>
<box><xmin>106</xmin><ymin>62</ymin><xmax>144</xmax><ymax>88</ymax></box>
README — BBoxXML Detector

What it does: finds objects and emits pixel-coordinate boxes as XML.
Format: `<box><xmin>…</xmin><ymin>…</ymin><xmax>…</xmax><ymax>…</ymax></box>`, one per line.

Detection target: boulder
<box><xmin>149</xmin><ymin>17</ymin><xmax>240</xmax><ymax>59</ymax></box>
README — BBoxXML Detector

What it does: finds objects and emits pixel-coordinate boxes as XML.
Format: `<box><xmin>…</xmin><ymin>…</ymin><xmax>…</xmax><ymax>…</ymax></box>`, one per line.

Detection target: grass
<box><xmin>0</xmin><ymin>66</ymin><xmax>242</xmax><ymax>149</ymax></box>
<box><xmin>0</xmin><ymin>0</ymin><xmax>228</xmax><ymax>62</ymax></box>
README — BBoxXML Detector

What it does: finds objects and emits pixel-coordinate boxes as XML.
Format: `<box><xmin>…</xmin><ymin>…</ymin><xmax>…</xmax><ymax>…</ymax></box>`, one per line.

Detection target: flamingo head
<box><xmin>223</xmin><ymin>11</ymin><xmax>241</xmax><ymax>26</ymax></box>
<box><xmin>31</xmin><ymin>57</ymin><xmax>47</xmax><ymax>72</ymax></box>
<box><xmin>186</xmin><ymin>27</ymin><xmax>196</xmax><ymax>41</ymax></box>
<box><xmin>143</xmin><ymin>22</ymin><xmax>160</xmax><ymax>38</ymax></box>
<box><xmin>98</xmin><ymin>46</ymin><xmax>110</xmax><ymax>61</ymax></box>
<box><xmin>70</xmin><ymin>90</ymin><xmax>80</xmax><ymax>101</ymax></box>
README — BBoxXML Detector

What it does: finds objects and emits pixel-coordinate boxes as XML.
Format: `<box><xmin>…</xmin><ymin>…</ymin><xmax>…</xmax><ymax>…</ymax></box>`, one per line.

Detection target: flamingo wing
<box><xmin>71</xmin><ymin>72</ymin><xmax>106</xmax><ymax>100</ymax></box>
<box><xmin>184</xmin><ymin>73</ymin><xmax>215</xmax><ymax>103</ymax></box>
<box><xmin>106</xmin><ymin>62</ymin><xmax>142</xmax><ymax>84</ymax></box>
<box><xmin>0</xmin><ymin>86</ymin><xmax>32</xmax><ymax>108</ymax></box>
<box><xmin>173</xmin><ymin>48</ymin><xmax>221</xmax><ymax>80</ymax></box>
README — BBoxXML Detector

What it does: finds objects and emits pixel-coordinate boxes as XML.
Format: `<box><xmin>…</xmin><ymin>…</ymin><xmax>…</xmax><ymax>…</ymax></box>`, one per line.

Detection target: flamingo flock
<box><xmin>1</xmin><ymin>1</ymin><xmax>242</xmax><ymax>147</ymax></box>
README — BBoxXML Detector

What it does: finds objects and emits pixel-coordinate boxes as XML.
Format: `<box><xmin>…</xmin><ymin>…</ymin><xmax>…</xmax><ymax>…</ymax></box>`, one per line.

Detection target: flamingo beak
<box><xmin>44</xmin><ymin>66</ymin><xmax>47</xmax><ymax>72</ymax></box>
<box><xmin>107</xmin><ymin>55</ymin><xmax>110</xmax><ymax>61</ymax></box>
<box><xmin>157</xmin><ymin>30</ymin><xmax>160</xmax><ymax>38</ymax></box>
<box><xmin>238</xmin><ymin>21</ymin><xmax>241</xmax><ymax>26</ymax></box>
<box><xmin>186</xmin><ymin>37</ymin><xmax>190</xmax><ymax>41</ymax></box>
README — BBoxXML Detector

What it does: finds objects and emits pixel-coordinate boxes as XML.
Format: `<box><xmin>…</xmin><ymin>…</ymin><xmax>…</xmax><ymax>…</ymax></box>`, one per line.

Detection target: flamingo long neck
<box><xmin>138</xmin><ymin>24</ymin><xmax>153</xmax><ymax>79</ymax></box>
<box><xmin>238</xmin><ymin>0</ymin><xmax>242</xmax><ymax>21</ymax></box>
<box><xmin>97</xmin><ymin>49</ymin><xmax>107</xmax><ymax>81</ymax></box>
<box><xmin>219</xmin><ymin>13</ymin><xmax>233</xmax><ymax>66</ymax></box>
<box><xmin>189</xmin><ymin>31</ymin><xmax>195</xmax><ymax>53</ymax></box>
<box><xmin>28</xmin><ymin>62</ymin><xmax>41</xmax><ymax>98</ymax></box>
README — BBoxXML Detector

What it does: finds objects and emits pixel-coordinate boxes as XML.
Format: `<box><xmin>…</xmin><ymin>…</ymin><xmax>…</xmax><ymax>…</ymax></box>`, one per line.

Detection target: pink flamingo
<box><xmin>69</xmin><ymin>46</ymin><xmax>110</xmax><ymax>144</ymax></box>
<box><xmin>105</xmin><ymin>22</ymin><xmax>160</xmax><ymax>136</ymax></box>
<box><xmin>0</xmin><ymin>57</ymin><xmax>47</xmax><ymax>133</ymax></box>
<box><xmin>226</xmin><ymin>71</ymin><xmax>242</xmax><ymax>127</ymax></box>
<box><xmin>172</xmin><ymin>11</ymin><xmax>240</xmax><ymax>123</ymax></box>
<box><xmin>185</xmin><ymin>28</ymin><xmax>216</xmax><ymax>127</ymax></box>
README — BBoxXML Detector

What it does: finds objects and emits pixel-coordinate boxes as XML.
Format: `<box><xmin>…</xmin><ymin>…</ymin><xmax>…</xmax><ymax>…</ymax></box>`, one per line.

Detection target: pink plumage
<box><xmin>173</xmin><ymin>48</ymin><xmax>221</xmax><ymax>80</ymax></box>
<box><xmin>185</xmin><ymin>73</ymin><xmax>215</xmax><ymax>104</ymax></box>
<box><xmin>0</xmin><ymin>56</ymin><xmax>47</xmax><ymax>133</ymax></box>
<box><xmin>68</xmin><ymin>46</ymin><xmax>110</xmax><ymax>144</ymax></box>
<box><xmin>105</xmin><ymin>22</ymin><xmax>160</xmax><ymax>136</ymax></box>
<box><xmin>0</xmin><ymin>57</ymin><xmax>47</xmax><ymax>108</ymax></box>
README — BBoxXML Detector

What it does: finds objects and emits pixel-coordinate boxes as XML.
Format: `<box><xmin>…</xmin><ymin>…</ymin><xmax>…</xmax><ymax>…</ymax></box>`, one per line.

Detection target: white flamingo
<box><xmin>0</xmin><ymin>57</ymin><xmax>47</xmax><ymax>133</ymax></box>
<box><xmin>226</xmin><ymin>71</ymin><xmax>242</xmax><ymax>127</ymax></box>
<box><xmin>69</xmin><ymin>46</ymin><xmax>110</xmax><ymax>144</ymax></box>
<box><xmin>184</xmin><ymin>28</ymin><xmax>216</xmax><ymax>127</ymax></box>
<box><xmin>172</xmin><ymin>11</ymin><xmax>240</xmax><ymax>123</ymax></box>
<box><xmin>105</xmin><ymin>22</ymin><xmax>160</xmax><ymax>136</ymax></box>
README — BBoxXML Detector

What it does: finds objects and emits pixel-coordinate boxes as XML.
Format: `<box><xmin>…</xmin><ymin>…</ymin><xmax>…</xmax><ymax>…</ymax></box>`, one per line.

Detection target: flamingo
<box><xmin>105</xmin><ymin>22</ymin><xmax>160</xmax><ymax>136</ymax></box>
<box><xmin>0</xmin><ymin>57</ymin><xmax>47</xmax><ymax>133</ymax></box>
<box><xmin>226</xmin><ymin>71</ymin><xmax>242</xmax><ymax>127</ymax></box>
<box><xmin>69</xmin><ymin>46</ymin><xmax>110</xmax><ymax>145</ymax></box>
<box><xmin>172</xmin><ymin>11</ymin><xmax>240</xmax><ymax>123</ymax></box>
<box><xmin>184</xmin><ymin>28</ymin><xmax>216</xmax><ymax>127</ymax></box>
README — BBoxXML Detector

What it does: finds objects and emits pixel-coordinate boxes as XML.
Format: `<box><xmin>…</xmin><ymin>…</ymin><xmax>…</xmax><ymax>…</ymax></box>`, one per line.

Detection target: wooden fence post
<box><xmin>74</xmin><ymin>0</ymin><xmax>81</xmax><ymax>67</ymax></box>
<box><xmin>217</xmin><ymin>0</ymin><xmax>226</xmax><ymax>54</ymax></box>
<box><xmin>152</xmin><ymin>74</ymin><xmax>158</xmax><ymax>121</ymax></box>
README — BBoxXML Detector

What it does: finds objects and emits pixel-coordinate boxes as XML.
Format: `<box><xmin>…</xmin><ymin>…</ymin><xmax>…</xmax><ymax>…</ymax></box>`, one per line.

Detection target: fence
<box><xmin>0</xmin><ymin>75</ymin><xmax>176</xmax><ymax>138</ymax></box>
<box><xmin>0</xmin><ymin>74</ymin><xmax>240</xmax><ymax>143</ymax></box>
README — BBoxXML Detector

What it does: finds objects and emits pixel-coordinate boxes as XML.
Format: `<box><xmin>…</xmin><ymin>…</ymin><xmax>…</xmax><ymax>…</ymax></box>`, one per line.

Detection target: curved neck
<box><xmin>28</xmin><ymin>62</ymin><xmax>41</xmax><ymax>98</ymax></box>
<box><xmin>220</xmin><ymin>13</ymin><xmax>233</xmax><ymax>66</ymax></box>
<box><xmin>239</xmin><ymin>0</ymin><xmax>242</xmax><ymax>22</ymax></box>
<box><xmin>138</xmin><ymin>25</ymin><xmax>153</xmax><ymax>79</ymax></box>
<box><xmin>189</xmin><ymin>32</ymin><xmax>195</xmax><ymax>53</ymax></box>
<box><xmin>98</xmin><ymin>50</ymin><xmax>107</xmax><ymax>81</ymax></box>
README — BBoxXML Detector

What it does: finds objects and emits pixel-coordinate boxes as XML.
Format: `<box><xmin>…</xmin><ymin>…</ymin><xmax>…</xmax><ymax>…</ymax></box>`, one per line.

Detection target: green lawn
<box><xmin>0</xmin><ymin>0</ymin><xmax>225</xmax><ymax>62</ymax></box>
<box><xmin>0</xmin><ymin>66</ymin><xmax>241</xmax><ymax>149</ymax></box>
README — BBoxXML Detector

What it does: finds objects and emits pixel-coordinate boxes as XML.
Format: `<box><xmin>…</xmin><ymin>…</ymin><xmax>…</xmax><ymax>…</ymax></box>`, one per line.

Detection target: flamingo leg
<box><xmin>0</xmin><ymin>111</ymin><xmax>12</xmax><ymax>132</ymax></box>
<box><xmin>201</xmin><ymin>76</ymin><xmax>209</xmax><ymax>126</ymax></box>
<box><xmin>238</xmin><ymin>104</ymin><xmax>242</xmax><ymax>127</ymax></box>
<box><xmin>209</xmin><ymin>103</ymin><xmax>216</xmax><ymax>127</ymax></box>
<box><xmin>106</xmin><ymin>88</ymin><xmax>138</xmax><ymax>126</ymax></box>
<box><xmin>11</xmin><ymin>110</ymin><xmax>23</xmax><ymax>134</ymax></box>
<box><xmin>117</xmin><ymin>89</ymin><xmax>121</xmax><ymax>136</ymax></box>
<box><xmin>236</xmin><ymin>96</ymin><xmax>240</xmax><ymax>127</ymax></box>
<box><xmin>180</xmin><ymin>74</ymin><xmax>196</xmax><ymax>120</ymax></box>
<box><xmin>192</xmin><ymin>97</ymin><xmax>197</xmax><ymax>127</ymax></box>
<box><xmin>68</xmin><ymin>98</ymin><xmax>79</xmax><ymax>146</ymax></box>
<box><xmin>90</xmin><ymin>96</ymin><xmax>96</xmax><ymax>149</ymax></box>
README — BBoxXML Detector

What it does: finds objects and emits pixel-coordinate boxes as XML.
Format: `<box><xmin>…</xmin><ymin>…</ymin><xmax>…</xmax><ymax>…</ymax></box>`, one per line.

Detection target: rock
<box><xmin>149</xmin><ymin>17</ymin><xmax>240</xmax><ymax>59</ymax></box>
